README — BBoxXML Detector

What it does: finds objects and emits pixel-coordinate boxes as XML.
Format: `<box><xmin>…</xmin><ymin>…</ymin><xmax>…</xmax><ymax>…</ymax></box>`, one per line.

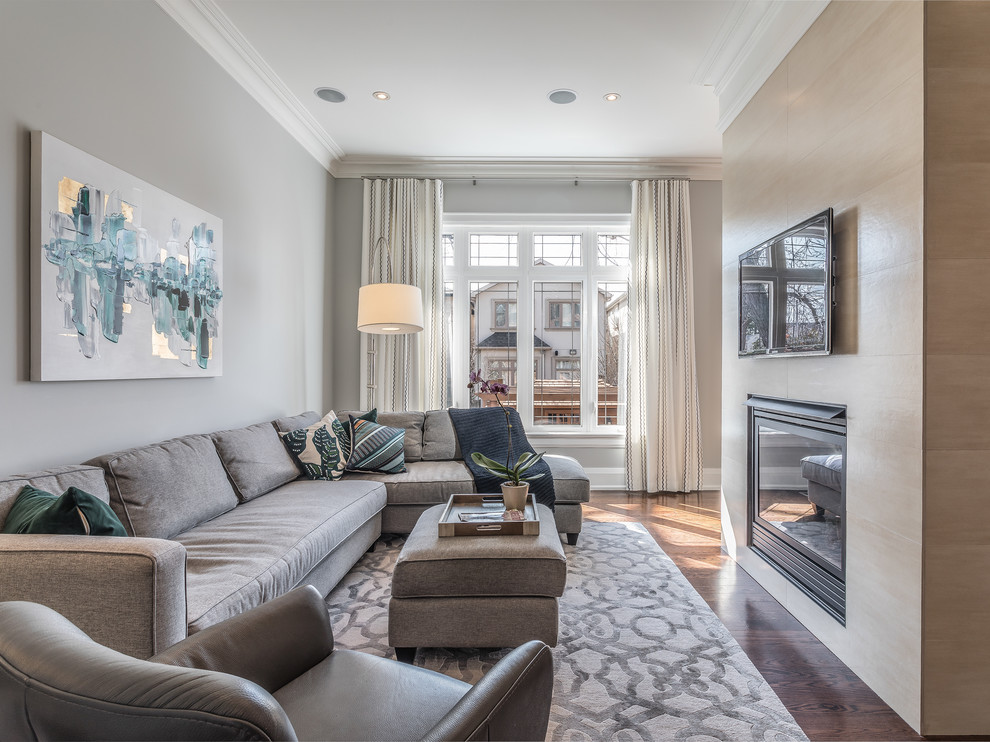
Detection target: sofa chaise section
<box><xmin>176</xmin><ymin>478</ymin><xmax>385</xmax><ymax>633</ymax></box>
<box><xmin>84</xmin><ymin>425</ymin><xmax>386</xmax><ymax>651</ymax></box>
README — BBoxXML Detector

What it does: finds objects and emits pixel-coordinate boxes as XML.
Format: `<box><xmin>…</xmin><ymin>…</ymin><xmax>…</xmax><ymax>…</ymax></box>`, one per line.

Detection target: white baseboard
<box><xmin>703</xmin><ymin>467</ymin><xmax>721</xmax><ymax>491</ymax></box>
<box><xmin>584</xmin><ymin>467</ymin><xmax>626</xmax><ymax>490</ymax></box>
<box><xmin>584</xmin><ymin>467</ymin><xmax>722</xmax><ymax>492</ymax></box>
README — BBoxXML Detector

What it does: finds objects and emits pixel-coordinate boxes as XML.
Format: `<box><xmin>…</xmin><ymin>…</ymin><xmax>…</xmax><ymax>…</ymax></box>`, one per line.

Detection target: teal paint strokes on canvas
<box><xmin>44</xmin><ymin>183</ymin><xmax>222</xmax><ymax>370</ymax></box>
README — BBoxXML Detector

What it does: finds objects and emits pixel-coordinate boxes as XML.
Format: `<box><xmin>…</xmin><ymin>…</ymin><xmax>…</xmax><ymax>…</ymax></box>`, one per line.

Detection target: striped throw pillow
<box><xmin>279</xmin><ymin>412</ymin><xmax>348</xmax><ymax>481</ymax></box>
<box><xmin>346</xmin><ymin>418</ymin><xmax>406</xmax><ymax>474</ymax></box>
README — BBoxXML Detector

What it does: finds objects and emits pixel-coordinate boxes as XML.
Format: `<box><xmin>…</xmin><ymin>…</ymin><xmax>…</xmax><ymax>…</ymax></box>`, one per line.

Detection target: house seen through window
<box><xmin>443</xmin><ymin>219</ymin><xmax>630</xmax><ymax>432</ymax></box>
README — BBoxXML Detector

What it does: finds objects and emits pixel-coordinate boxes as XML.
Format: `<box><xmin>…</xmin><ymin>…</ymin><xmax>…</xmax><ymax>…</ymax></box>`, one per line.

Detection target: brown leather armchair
<box><xmin>0</xmin><ymin>585</ymin><xmax>553</xmax><ymax>741</ymax></box>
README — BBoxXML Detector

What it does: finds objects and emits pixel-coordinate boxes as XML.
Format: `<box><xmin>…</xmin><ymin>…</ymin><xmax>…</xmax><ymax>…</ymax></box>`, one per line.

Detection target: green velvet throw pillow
<box><xmin>338</xmin><ymin>408</ymin><xmax>377</xmax><ymax>459</ymax></box>
<box><xmin>2</xmin><ymin>485</ymin><xmax>127</xmax><ymax>536</ymax></box>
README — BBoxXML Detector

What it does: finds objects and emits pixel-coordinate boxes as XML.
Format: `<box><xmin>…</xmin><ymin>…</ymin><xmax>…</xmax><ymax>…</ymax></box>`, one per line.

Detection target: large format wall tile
<box><xmin>847</xmin><ymin>435</ymin><xmax>922</xmax><ymax>545</ymax></box>
<box><xmin>787</xmin><ymin>1</ymin><xmax>922</xmax><ymax>165</ymax></box>
<box><xmin>925</xmin><ymin>450</ymin><xmax>990</xmax><ymax>546</ymax></box>
<box><xmin>924</xmin><ymin>638</ymin><xmax>990</xmax><ymax>735</ymax></box>
<box><xmin>926</xmin><ymin>162</ymin><xmax>990</xmax><ymax>259</ymax></box>
<box><xmin>927</xmin><ymin>67</ymin><xmax>990</xmax><ymax>163</ymax></box>
<box><xmin>785</xmin><ymin>0</ymin><xmax>893</xmax><ymax>103</ymax></box>
<box><xmin>785</xmin><ymin>72</ymin><xmax>923</xmax><ymax>222</ymax></box>
<box><xmin>927</xmin><ymin>259</ymin><xmax>990</xmax><ymax>354</ymax></box>
<box><xmin>926</xmin><ymin>354</ymin><xmax>990</xmax><ymax>450</ymax></box>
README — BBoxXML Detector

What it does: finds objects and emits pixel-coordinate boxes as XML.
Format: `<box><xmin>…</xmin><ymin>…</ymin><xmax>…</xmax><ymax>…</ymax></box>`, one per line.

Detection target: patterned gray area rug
<box><xmin>326</xmin><ymin>521</ymin><xmax>808</xmax><ymax>742</ymax></box>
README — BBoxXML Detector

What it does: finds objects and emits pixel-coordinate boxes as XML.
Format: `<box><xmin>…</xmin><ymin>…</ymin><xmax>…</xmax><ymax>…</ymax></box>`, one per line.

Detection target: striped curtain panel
<box><xmin>625</xmin><ymin>179</ymin><xmax>703</xmax><ymax>493</ymax></box>
<box><xmin>361</xmin><ymin>178</ymin><xmax>447</xmax><ymax>412</ymax></box>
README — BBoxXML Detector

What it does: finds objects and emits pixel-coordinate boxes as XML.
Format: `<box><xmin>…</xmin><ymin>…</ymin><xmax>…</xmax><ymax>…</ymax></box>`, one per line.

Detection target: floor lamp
<box><xmin>357</xmin><ymin>238</ymin><xmax>424</xmax><ymax>408</ymax></box>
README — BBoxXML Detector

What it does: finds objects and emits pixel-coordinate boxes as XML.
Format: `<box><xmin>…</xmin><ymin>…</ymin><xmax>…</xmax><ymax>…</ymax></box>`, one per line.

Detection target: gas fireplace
<box><xmin>747</xmin><ymin>395</ymin><xmax>846</xmax><ymax>623</ymax></box>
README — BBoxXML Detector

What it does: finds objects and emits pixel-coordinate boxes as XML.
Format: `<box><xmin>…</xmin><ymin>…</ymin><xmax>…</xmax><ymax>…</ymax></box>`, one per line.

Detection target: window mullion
<box><xmin>516</xmin><ymin>228</ymin><xmax>534</xmax><ymax>427</ymax></box>
<box><xmin>583</xmin><ymin>228</ymin><xmax>595</xmax><ymax>433</ymax></box>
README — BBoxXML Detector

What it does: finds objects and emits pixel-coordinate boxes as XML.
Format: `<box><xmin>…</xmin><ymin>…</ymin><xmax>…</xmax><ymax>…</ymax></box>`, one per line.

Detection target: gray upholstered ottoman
<box><xmin>388</xmin><ymin>503</ymin><xmax>567</xmax><ymax>662</ymax></box>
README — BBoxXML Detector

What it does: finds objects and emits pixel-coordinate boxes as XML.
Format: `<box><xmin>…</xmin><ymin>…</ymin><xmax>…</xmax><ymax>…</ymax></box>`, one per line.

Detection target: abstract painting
<box><xmin>31</xmin><ymin>132</ymin><xmax>223</xmax><ymax>380</ymax></box>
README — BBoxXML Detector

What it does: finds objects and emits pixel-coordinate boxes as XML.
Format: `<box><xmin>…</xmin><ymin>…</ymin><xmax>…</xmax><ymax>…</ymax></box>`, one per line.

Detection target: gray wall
<box><xmin>0</xmin><ymin>1</ymin><xmax>333</xmax><ymax>472</ymax></box>
<box><xmin>330</xmin><ymin>178</ymin><xmax>722</xmax><ymax>479</ymax></box>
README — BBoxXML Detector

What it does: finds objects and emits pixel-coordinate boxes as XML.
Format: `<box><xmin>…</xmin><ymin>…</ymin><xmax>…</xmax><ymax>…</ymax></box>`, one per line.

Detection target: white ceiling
<box><xmin>159</xmin><ymin>0</ymin><xmax>830</xmax><ymax>177</ymax></box>
<box><xmin>217</xmin><ymin>0</ymin><xmax>728</xmax><ymax>159</ymax></box>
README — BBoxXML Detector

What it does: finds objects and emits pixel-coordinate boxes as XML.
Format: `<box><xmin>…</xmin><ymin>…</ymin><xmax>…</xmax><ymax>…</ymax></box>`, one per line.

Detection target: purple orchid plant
<box><xmin>467</xmin><ymin>370</ymin><xmax>545</xmax><ymax>487</ymax></box>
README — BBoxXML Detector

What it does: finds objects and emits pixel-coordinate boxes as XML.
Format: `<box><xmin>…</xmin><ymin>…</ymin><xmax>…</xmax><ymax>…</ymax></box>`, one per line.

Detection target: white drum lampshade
<box><xmin>357</xmin><ymin>283</ymin><xmax>424</xmax><ymax>334</ymax></box>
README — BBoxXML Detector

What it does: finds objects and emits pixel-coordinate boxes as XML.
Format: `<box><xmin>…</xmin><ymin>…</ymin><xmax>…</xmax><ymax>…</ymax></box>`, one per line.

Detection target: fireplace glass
<box><xmin>755</xmin><ymin>424</ymin><xmax>843</xmax><ymax>572</ymax></box>
<box><xmin>748</xmin><ymin>396</ymin><xmax>846</xmax><ymax>622</ymax></box>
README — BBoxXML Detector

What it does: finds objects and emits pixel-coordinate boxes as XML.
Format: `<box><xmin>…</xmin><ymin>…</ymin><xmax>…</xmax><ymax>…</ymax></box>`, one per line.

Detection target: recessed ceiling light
<box><xmin>372</xmin><ymin>91</ymin><xmax>391</xmax><ymax>101</ymax></box>
<box><xmin>314</xmin><ymin>87</ymin><xmax>346</xmax><ymax>103</ymax></box>
<box><xmin>603</xmin><ymin>92</ymin><xmax>621</xmax><ymax>102</ymax></box>
<box><xmin>548</xmin><ymin>89</ymin><xmax>577</xmax><ymax>104</ymax></box>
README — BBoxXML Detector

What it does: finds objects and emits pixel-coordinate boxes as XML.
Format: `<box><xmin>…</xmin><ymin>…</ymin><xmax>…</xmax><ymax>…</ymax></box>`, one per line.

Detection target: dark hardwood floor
<box><xmin>583</xmin><ymin>490</ymin><xmax>922</xmax><ymax>742</ymax></box>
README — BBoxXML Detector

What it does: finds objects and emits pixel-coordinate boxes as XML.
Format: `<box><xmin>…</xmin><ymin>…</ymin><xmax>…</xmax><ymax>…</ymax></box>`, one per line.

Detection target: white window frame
<box><xmin>444</xmin><ymin>213</ymin><xmax>630</xmax><ymax>440</ymax></box>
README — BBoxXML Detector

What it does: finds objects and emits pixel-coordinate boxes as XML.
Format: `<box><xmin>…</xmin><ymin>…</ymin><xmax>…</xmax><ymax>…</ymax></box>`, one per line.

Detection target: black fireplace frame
<box><xmin>746</xmin><ymin>395</ymin><xmax>847</xmax><ymax>624</ymax></box>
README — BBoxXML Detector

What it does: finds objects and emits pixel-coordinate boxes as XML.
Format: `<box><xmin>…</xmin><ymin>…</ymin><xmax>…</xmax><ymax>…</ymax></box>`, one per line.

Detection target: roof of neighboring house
<box><xmin>477</xmin><ymin>331</ymin><xmax>551</xmax><ymax>349</ymax></box>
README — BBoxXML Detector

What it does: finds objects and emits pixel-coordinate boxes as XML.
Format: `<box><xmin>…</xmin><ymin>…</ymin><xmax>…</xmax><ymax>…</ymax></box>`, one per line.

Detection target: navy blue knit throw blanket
<box><xmin>448</xmin><ymin>407</ymin><xmax>555</xmax><ymax>510</ymax></box>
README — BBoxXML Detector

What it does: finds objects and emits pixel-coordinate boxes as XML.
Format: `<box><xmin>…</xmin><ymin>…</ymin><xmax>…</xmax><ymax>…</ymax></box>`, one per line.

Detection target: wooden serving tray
<box><xmin>438</xmin><ymin>494</ymin><xmax>540</xmax><ymax>537</ymax></box>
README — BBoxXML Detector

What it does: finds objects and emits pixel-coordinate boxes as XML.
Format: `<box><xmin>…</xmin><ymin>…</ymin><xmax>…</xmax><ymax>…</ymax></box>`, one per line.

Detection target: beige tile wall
<box><xmin>721</xmin><ymin>0</ymin><xmax>925</xmax><ymax>731</ymax></box>
<box><xmin>923</xmin><ymin>1</ymin><xmax>990</xmax><ymax>735</ymax></box>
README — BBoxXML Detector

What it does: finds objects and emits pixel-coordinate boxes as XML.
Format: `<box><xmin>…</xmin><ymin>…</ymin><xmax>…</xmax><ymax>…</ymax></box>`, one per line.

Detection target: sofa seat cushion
<box><xmin>545</xmin><ymin>455</ymin><xmax>591</xmax><ymax>504</ymax></box>
<box><xmin>87</xmin><ymin>435</ymin><xmax>239</xmax><ymax>540</ymax></box>
<box><xmin>342</xmin><ymin>461</ymin><xmax>474</xmax><ymax>505</ymax></box>
<box><xmin>213</xmin><ymin>422</ymin><xmax>302</xmax><ymax>501</ymax></box>
<box><xmin>175</xmin><ymin>480</ymin><xmax>386</xmax><ymax>634</ymax></box>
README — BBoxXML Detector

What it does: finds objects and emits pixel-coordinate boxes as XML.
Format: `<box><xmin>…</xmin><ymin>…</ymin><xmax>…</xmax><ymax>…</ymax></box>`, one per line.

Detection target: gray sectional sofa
<box><xmin>0</xmin><ymin>408</ymin><xmax>589</xmax><ymax>660</ymax></box>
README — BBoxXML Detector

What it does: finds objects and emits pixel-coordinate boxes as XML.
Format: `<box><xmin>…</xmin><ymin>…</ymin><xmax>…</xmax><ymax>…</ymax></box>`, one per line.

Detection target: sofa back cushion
<box><xmin>0</xmin><ymin>466</ymin><xmax>110</xmax><ymax>530</ymax></box>
<box><xmin>87</xmin><ymin>435</ymin><xmax>239</xmax><ymax>539</ymax></box>
<box><xmin>423</xmin><ymin>410</ymin><xmax>460</xmax><ymax>461</ymax></box>
<box><xmin>272</xmin><ymin>411</ymin><xmax>321</xmax><ymax>434</ymax></box>
<box><xmin>339</xmin><ymin>410</ymin><xmax>425</xmax><ymax>463</ymax></box>
<box><xmin>212</xmin><ymin>423</ymin><xmax>301</xmax><ymax>501</ymax></box>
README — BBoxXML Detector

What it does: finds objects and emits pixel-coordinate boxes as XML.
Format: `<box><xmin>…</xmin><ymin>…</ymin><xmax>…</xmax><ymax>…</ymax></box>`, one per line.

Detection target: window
<box><xmin>534</xmin><ymin>234</ymin><xmax>581</xmax><ymax>266</ymax></box>
<box><xmin>554</xmin><ymin>358</ymin><xmax>580</xmax><ymax>380</ymax></box>
<box><xmin>535</xmin><ymin>282</ymin><xmax>581</xmax><ymax>425</ymax></box>
<box><xmin>469</xmin><ymin>281</ymin><xmax>518</xmax><ymax>409</ymax></box>
<box><xmin>446</xmin><ymin>217</ymin><xmax>630</xmax><ymax>432</ymax></box>
<box><xmin>597</xmin><ymin>281</ymin><xmax>628</xmax><ymax>426</ymax></box>
<box><xmin>597</xmin><ymin>233</ymin><xmax>630</xmax><ymax>266</ymax></box>
<box><xmin>470</xmin><ymin>233</ymin><xmax>517</xmax><ymax>266</ymax></box>
<box><xmin>547</xmin><ymin>300</ymin><xmax>580</xmax><ymax>329</ymax></box>
<box><xmin>442</xmin><ymin>233</ymin><xmax>455</xmax><ymax>266</ymax></box>
<box><xmin>487</xmin><ymin>359</ymin><xmax>517</xmax><ymax>386</ymax></box>
<box><xmin>492</xmin><ymin>299</ymin><xmax>517</xmax><ymax>329</ymax></box>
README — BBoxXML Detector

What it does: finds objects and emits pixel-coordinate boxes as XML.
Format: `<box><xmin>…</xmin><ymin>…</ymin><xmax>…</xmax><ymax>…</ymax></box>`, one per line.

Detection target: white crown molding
<box><xmin>694</xmin><ymin>0</ymin><xmax>830</xmax><ymax>134</ymax></box>
<box><xmin>155</xmin><ymin>0</ymin><xmax>344</xmax><ymax>174</ymax></box>
<box><xmin>691</xmin><ymin>0</ymin><xmax>761</xmax><ymax>87</ymax></box>
<box><xmin>332</xmin><ymin>156</ymin><xmax>722</xmax><ymax>181</ymax></box>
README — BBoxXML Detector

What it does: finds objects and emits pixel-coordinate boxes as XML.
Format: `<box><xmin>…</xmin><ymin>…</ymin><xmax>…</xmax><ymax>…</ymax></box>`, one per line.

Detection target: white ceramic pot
<box><xmin>500</xmin><ymin>482</ymin><xmax>529</xmax><ymax>512</ymax></box>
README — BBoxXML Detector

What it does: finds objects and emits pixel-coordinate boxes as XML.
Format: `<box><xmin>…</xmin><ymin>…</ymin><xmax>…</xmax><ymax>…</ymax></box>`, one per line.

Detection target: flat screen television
<box><xmin>738</xmin><ymin>208</ymin><xmax>834</xmax><ymax>357</ymax></box>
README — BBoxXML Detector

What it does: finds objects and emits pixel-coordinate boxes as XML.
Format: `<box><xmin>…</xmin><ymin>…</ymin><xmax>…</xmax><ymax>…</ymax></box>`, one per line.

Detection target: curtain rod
<box><xmin>437</xmin><ymin>177</ymin><xmax>692</xmax><ymax>185</ymax></box>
